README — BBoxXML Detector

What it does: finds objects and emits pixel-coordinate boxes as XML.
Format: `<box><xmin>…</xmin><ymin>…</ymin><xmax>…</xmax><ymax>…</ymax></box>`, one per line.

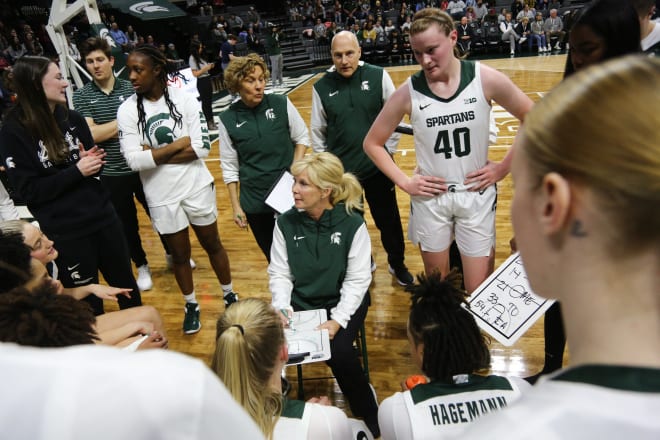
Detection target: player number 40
<box><xmin>433</xmin><ymin>127</ymin><xmax>471</xmax><ymax>159</ymax></box>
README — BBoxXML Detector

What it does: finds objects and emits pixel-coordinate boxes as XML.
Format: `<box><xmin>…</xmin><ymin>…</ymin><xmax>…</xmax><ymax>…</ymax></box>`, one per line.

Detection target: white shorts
<box><xmin>149</xmin><ymin>184</ymin><xmax>218</xmax><ymax>235</ymax></box>
<box><xmin>408</xmin><ymin>184</ymin><xmax>496</xmax><ymax>257</ymax></box>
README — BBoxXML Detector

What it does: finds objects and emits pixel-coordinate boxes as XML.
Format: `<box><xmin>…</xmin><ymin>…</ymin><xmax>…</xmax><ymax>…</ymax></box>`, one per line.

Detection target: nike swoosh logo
<box><xmin>236</xmin><ymin>121</ymin><xmax>247</xmax><ymax>128</ymax></box>
<box><xmin>293</xmin><ymin>235</ymin><xmax>305</xmax><ymax>240</ymax></box>
<box><xmin>113</xmin><ymin>67</ymin><xmax>125</xmax><ymax>77</ymax></box>
<box><xmin>419</xmin><ymin>103</ymin><xmax>432</xmax><ymax>110</ymax></box>
<box><xmin>90</xmin><ymin>99</ymin><xmax>98</xmax><ymax>104</ymax></box>
<box><xmin>67</xmin><ymin>263</ymin><xmax>80</xmax><ymax>271</ymax></box>
<box><xmin>329</xmin><ymin>91</ymin><xmax>339</xmax><ymax>97</ymax></box>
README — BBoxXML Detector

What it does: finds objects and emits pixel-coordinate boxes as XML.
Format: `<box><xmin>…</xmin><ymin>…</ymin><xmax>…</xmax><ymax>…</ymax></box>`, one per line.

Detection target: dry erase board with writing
<box><xmin>464</xmin><ymin>252</ymin><xmax>555</xmax><ymax>346</ymax></box>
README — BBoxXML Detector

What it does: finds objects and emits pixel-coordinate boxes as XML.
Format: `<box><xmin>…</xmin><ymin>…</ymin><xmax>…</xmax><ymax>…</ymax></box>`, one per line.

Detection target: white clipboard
<box><xmin>464</xmin><ymin>252</ymin><xmax>555</xmax><ymax>346</ymax></box>
<box><xmin>285</xmin><ymin>309</ymin><xmax>331</xmax><ymax>365</ymax></box>
<box><xmin>264</xmin><ymin>170</ymin><xmax>295</xmax><ymax>214</ymax></box>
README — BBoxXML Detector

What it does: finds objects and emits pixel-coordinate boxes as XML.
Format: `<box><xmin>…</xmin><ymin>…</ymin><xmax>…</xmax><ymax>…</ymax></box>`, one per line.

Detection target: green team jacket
<box><xmin>277</xmin><ymin>203</ymin><xmax>363</xmax><ymax>310</ymax></box>
<box><xmin>219</xmin><ymin>94</ymin><xmax>294</xmax><ymax>213</ymax></box>
<box><xmin>313</xmin><ymin>63</ymin><xmax>385</xmax><ymax>180</ymax></box>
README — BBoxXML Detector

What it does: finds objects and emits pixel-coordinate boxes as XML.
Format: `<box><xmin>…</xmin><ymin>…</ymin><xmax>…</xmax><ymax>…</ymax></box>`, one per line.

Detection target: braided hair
<box><xmin>408</xmin><ymin>270</ymin><xmax>491</xmax><ymax>382</ymax></box>
<box><xmin>130</xmin><ymin>45</ymin><xmax>183</xmax><ymax>136</ymax></box>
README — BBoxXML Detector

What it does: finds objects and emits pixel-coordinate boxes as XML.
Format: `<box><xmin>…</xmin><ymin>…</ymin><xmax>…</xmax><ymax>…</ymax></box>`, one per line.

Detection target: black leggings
<box><xmin>55</xmin><ymin>219</ymin><xmax>141</xmax><ymax>315</ymax></box>
<box><xmin>196</xmin><ymin>75</ymin><xmax>214</xmax><ymax>125</ymax></box>
<box><xmin>245</xmin><ymin>211</ymin><xmax>276</xmax><ymax>262</ymax></box>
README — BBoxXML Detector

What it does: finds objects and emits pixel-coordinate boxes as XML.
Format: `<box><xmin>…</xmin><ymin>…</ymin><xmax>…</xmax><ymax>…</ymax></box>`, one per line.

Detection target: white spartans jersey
<box><xmin>379</xmin><ymin>374</ymin><xmax>529</xmax><ymax>439</ymax></box>
<box><xmin>408</xmin><ymin>60</ymin><xmax>491</xmax><ymax>189</ymax></box>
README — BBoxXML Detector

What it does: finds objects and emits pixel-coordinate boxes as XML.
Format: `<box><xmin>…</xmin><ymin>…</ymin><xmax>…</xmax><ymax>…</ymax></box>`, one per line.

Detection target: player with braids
<box><xmin>378</xmin><ymin>270</ymin><xmax>529</xmax><ymax>440</ymax></box>
<box><xmin>118</xmin><ymin>45</ymin><xmax>237</xmax><ymax>335</ymax></box>
<box><xmin>132</xmin><ymin>47</ymin><xmax>184</xmax><ymax>135</ymax></box>
<box><xmin>0</xmin><ymin>286</ymin><xmax>99</xmax><ymax>347</ymax></box>
<box><xmin>211</xmin><ymin>298</ymin><xmax>370</xmax><ymax>440</ymax></box>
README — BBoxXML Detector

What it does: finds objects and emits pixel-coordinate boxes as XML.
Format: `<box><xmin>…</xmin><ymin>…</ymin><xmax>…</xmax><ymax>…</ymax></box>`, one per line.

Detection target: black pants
<box><xmin>361</xmin><ymin>170</ymin><xmax>406</xmax><ymax>268</ymax></box>
<box><xmin>245</xmin><ymin>211</ymin><xmax>276</xmax><ymax>262</ymax></box>
<box><xmin>196</xmin><ymin>75</ymin><xmax>214</xmax><ymax>125</ymax></box>
<box><xmin>100</xmin><ymin>173</ymin><xmax>169</xmax><ymax>268</ymax></box>
<box><xmin>55</xmin><ymin>218</ymin><xmax>141</xmax><ymax>315</ymax></box>
<box><xmin>298</xmin><ymin>295</ymin><xmax>379</xmax><ymax>437</ymax></box>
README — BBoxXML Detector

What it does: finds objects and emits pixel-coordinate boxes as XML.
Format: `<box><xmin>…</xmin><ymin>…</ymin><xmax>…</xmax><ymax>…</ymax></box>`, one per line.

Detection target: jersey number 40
<box><xmin>434</xmin><ymin>127</ymin><xmax>471</xmax><ymax>159</ymax></box>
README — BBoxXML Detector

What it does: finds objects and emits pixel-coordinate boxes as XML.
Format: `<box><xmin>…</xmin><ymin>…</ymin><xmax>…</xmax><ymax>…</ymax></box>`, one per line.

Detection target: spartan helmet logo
<box><xmin>154</xmin><ymin>125</ymin><xmax>175</xmax><ymax>146</ymax></box>
<box><xmin>98</xmin><ymin>27</ymin><xmax>117</xmax><ymax>48</ymax></box>
<box><xmin>330</xmin><ymin>232</ymin><xmax>342</xmax><ymax>245</ymax></box>
<box><xmin>130</xmin><ymin>1</ymin><xmax>170</xmax><ymax>14</ymax></box>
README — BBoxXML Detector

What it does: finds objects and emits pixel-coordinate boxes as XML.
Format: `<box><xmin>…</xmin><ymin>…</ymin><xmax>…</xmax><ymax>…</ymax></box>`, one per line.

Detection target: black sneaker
<box><xmin>183</xmin><ymin>302</ymin><xmax>201</xmax><ymax>334</ymax></box>
<box><xmin>388</xmin><ymin>265</ymin><xmax>414</xmax><ymax>286</ymax></box>
<box><xmin>223</xmin><ymin>291</ymin><xmax>239</xmax><ymax>307</ymax></box>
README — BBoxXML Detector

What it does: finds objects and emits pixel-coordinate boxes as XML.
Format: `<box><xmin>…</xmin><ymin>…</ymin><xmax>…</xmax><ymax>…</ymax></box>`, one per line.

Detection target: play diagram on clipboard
<box><xmin>285</xmin><ymin>309</ymin><xmax>331</xmax><ymax>365</ymax></box>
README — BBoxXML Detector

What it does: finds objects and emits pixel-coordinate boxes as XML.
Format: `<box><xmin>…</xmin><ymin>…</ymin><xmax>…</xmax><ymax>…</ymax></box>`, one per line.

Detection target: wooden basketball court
<box><xmin>110</xmin><ymin>54</ymin><xmax>568</xmax><ymax>410</ymax></box>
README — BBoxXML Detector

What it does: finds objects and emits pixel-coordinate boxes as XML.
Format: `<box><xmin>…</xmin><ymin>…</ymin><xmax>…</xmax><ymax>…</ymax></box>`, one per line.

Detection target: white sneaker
<box><xmin>546</xmin><ymin>45</ymin><xmax>552</xmax><ymax>51</ymax></box>
<box><xmin>510</xmin><ymin>50</ymin><xmax>515</xmax><ymax>56</ymax></box>
<box><xmin>136</xmin><ymin>264</ymin><xmax>153</xmax><ymax>291</ymax></box>
<box><xmin>165</xmin><ymin>254</ymin><xmax>197</xmax><ymax>270</ymax></box>
<box><xmin>519</xmin><ymin>37</ymin><xmax>527</xmax><ymax>44</ymax></box>
<box><xmin>554</xmin><ymin>42</ymin><xmax>562</xmax><ymax>50</ymax></box>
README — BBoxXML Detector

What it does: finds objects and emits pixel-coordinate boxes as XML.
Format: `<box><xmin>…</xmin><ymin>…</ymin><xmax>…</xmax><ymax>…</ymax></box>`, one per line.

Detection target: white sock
<box><xmin>184</xmin><ymin>291</ymin><xmax>197</xmax><ymax>304</ymax></box>
<box><xmin>221</xmin><ymin>283</ymin><xmax>234</xmax><ymax>296</ymax></box>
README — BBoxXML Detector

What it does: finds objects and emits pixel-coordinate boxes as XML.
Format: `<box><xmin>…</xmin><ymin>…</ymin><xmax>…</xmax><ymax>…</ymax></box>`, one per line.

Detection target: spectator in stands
<box><xmin>245</xmin><ymin>26</ymin><xmax>262</xmax><ymax>53</ymax></box>
<box><xmin>390</xmin><ymin>28</ymin><xmax>403</xmax><ymax>62</ymax></box>
<box><xmin>220</xmin><ymin>34</ymin><xmax>237</xmax><ymax>71</ymax></box>
<box><xmin>246</xmin><ymin>6</ymin><xmax>262</xmax><ymax>32</ymax></box>
<box><xmin>465</xmin><ymin>6</ymin><xmax>477</xmax><ymax>21</ymax></box>
<box><xmin>228</xmin><ymin>13</ymin><xmax>244</xmax><ymax>34</ymax></box>
<box><xmin>373</xmin><ymin>18</ymin><xmax>385</xmax><ymax>36</ymax></box>
<box><xmin>498</xmin><ymin>7</ymin><xmax>508</xmax><ymax>23</ymax></box>
<box><xmin>399</xmin><ymin>15</ymin><xmax>411</xmax><ymax>32</ymax></box>
<box><xmin>328</xmin><ymin>21</ymin><xmax>340</xmax><ymax>41</ymax></box>
<box><xmin>531</xmin><ymin>12</ymin><xmax>548</xmax><ymax>52</ymax></box>
<box><xmin>109</xmin><ymin>22</ymin><xmax>129</xmax><ymax>52</ymax></box>
<box><xmin>145</xmin><ymin>34</ymin><xmax>157</xmax><ymax>47</ymax></box>
<box><xmin>448</xmin><ymin>0</ymin><xmax>467</xmax><ymax>20</ymax></box>
<box><xmin>384</xmin><ymin>18</ymin><xmax>396</xmax><ymax>35</ymax></box>
<box><xmin>314</xmin><ymin>17</ymin><xmax>328</xmax><ymax>43</ymax></box>
<box><xmin>265</xmin><ymin>25</ymin><xmax>285</xmax><ymax>88</ymax></box>
<box><xmin>333</xmin><ymin>0</ymin><xmax>343</xmax><ymax>24</ymax></box>
<box><xmin>536</xmin><ymin>0</ymin><xmax>549</xmax><ymax>11</ymax></box>
<box><xmin>517</xmin><ymin>4</ymin><xmax>536</xmax><ymax>22</ymax></box>
<box><xmin>631</xmin><ymin>0</ymin><xmax>660</xmax><ymax>55</ymax></box>
<box><xmin>166</xmin><ymin>43</ymin><xmax>183</xmax><ymax>64</ymax></box>
<box><xmin>439</xmin><ymin>1</ymin><xmax>449</xmax><ymax>11</ymax></box>
<box><xmin>343</xmin><ymin>0</ymin><xmax>358</xmax><ymax>19</ymax></box>
<box><xmin>378</xmin><ymin>271</ymin><xmax>530</xmax><ymax>439</ymax></box>
<box><xmin>482</xmin><ymin>7</ymin><xmax>499</xmax><ymax>25</ymax></box>
<box><xmin>23</xmin><ymin>32</ymin><xmax>43</xmax><ymax>57</ymax></box>
<box><xmin>214</xmin><ymin>23</ymin><xmax>228</xmax><ymax>43</ymax></box>
<box><xmin>544</xmin><ymin>8</ymin><xmax>565</xmax><ymax>50</ymax></box>
<box><xmin>126</xmin><ymin>24</ymin><xmax>138</xmax><ymax>49</ymax></box>
<box><xmin>501</xmin><ymin>12</ymin><xmax>523</xmax><ymax>55</ymax></box>
<box><xmin>548</xmin><ymin>0</ymin><xmax>561</xmax><ymax>11</ymax></box>
<box><xmin>346</xmin><ymin>11</ymin><xmax>357</xmax><ymax>28</ymax></box>
<box><xmin>516</xmin><ymin>17</ymin><xmax>533</xmax><ymax>51</ymax></box>
<box><xmin>66</xmin><ymin>35</ymin><xmax>81</xmax><ymax>62</ymax></box>
<box><xmin>456</xmin><ymin>16</ymin><xmax>473</xmax><ymax>55</ymax></box>
<box><xmin>475</xmin><ymin>0</ymin><xmax>489</xmax><ymax>20</ymax></box>
<box><xmin>363</xmin><ymin>20</ymin><xmax>378</xmax><ymax>40</ymax></box>
<box><xmin>188</xmin><ymin>41</ymin><xmax>217</xmax><ymax>130</ymax></box>
<box><xmin>511</xmin><ymin>0</ymin><xmax>525</xmax><ymax>17</ymax></box>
